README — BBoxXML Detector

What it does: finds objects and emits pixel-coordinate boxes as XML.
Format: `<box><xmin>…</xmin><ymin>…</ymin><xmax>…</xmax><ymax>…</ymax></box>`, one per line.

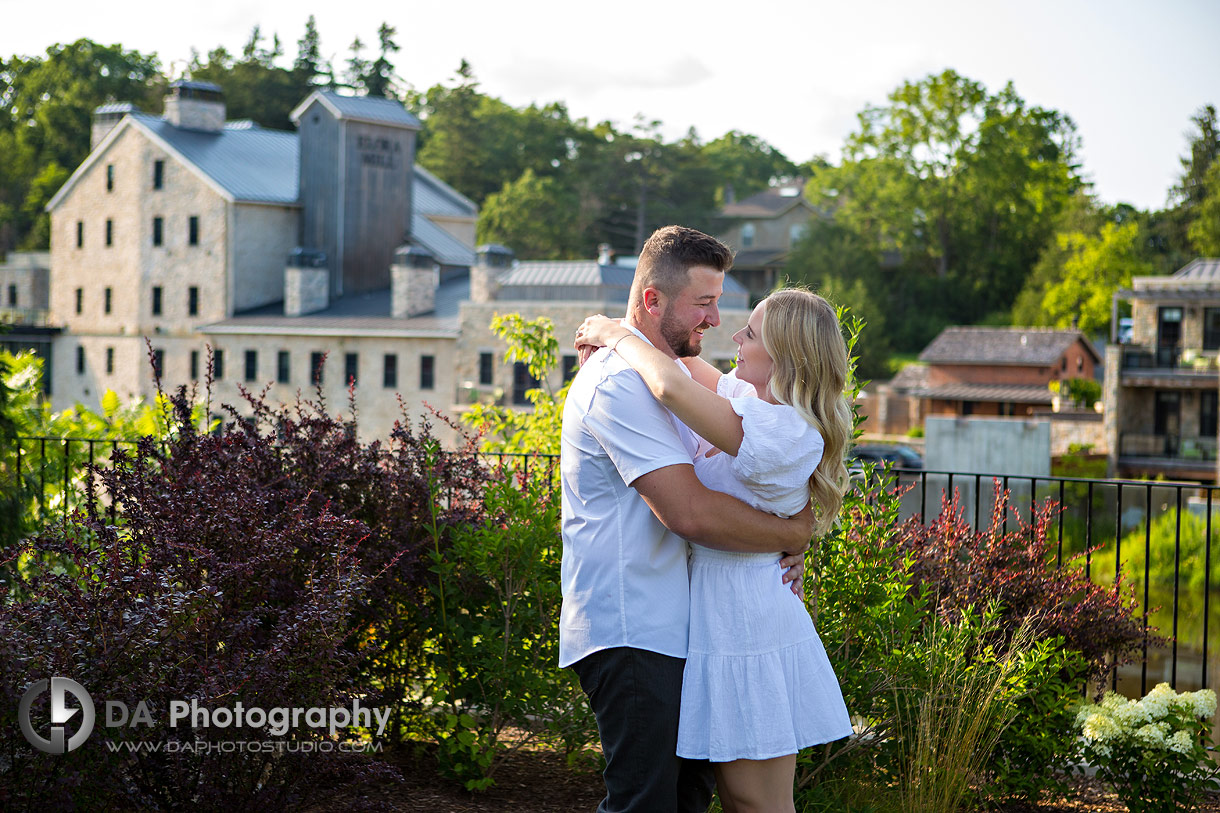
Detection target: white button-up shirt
<box><xmin>558</xmin><ymin>327</ymin><xmax>699</xmax><ymax>668</ymax></box>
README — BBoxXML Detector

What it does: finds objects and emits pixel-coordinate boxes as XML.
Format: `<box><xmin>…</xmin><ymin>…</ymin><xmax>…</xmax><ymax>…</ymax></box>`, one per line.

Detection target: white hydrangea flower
<box><xmin>1168</xmin><ymin>729</ymin><xmax>1194</xmax><ymax>754</ymax></box>
<box><xmin>1094</xmin><ymin>743</ymin><xmax>1112</xmax><ymax>758</ymax></box>
<box><xmin>1139</xmin><ymin>683</ymin><xmax>1176</xmax><ymax>720</ymax></box>
<box><xmin>1134</xmin><ymin>723</ymin><xmax>1168</xmax><ymax>747</ymax></box>
<box><xmin>1082</xmin><ymin>712</ymin><xmax>1120</xmax><ymax>742</ymax></box>
<box><xmin>1112</xmin><ymin>698</ymin><xmax>1151</xmax><ymax>728</ymax></box>
<box><xmin>1186</xmin><ymin>689</ymin><xmax>1217</xmax><ymax>719</ymax></box>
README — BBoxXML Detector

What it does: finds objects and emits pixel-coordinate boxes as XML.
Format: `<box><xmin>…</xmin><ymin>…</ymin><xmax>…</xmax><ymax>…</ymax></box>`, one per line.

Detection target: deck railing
<box><xmin>9</xmin><ymin>439</ymin><xmax>1216</xmax><ymax>695</ymax></box>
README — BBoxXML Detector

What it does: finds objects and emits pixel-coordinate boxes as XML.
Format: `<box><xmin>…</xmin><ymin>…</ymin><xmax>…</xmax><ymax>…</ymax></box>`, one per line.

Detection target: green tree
<box><xmin>363</xmin><ymin>23</ymin><xmax>400</xmax><ymax>98</ymax></box>
<box><xmin>1039</xmin><ymin>221</ymin><xmax>1153</xmax><ymax>334</ymax></box>
<box><xmin>478</xmin><ymin>169</ymin><xmax>583</xmax><ymax>259</ymax></box>
<box><xmin>293</xmin><ymin>15</ymin><xmax>331</xmax><ymax>88</ymax></box>
<box><xmin>188</xmin><ymin>29</ymin><xmax>309</xmax><ymax>131</ymax></box>
<box><xmin>1187</xmin><ymin>159</ymin><xmax>1220</xmax><ymax>255</ymax></box>
<box><xmin>0</xmin><ymin>39</ymin><xmax>163</xmax><ymax>250</ymax></box>
<box><xmin>811</xmin><ymin>70</ymin><xmax>1081</xmax><ymax>351</ymax></box>
<box><xmin>702</xmin><ymin>130</ymin><xmax>798</xmax><ymax>205</ymax></box>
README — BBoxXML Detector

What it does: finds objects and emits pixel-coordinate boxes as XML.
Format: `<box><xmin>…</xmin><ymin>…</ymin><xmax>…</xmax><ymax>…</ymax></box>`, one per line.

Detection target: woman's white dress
<box><xmin>677</xmin><ymin>370</ymin><xmax>853</xmax><ymax>762</ymax></box>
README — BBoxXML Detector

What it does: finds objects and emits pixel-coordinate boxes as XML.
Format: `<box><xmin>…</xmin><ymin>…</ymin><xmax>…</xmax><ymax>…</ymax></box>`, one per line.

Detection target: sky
<box><xmin>4</xmin><ymin>0</ymin><xmax>1218</xmax><ymax>212</ymax></box>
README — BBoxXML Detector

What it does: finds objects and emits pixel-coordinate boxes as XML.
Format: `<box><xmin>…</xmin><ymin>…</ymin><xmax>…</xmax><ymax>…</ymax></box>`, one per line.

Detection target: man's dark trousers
<box><xmin>571</xmin><ymin>646</ymin><xmax>715</xmax><ymax>813</ymax></box>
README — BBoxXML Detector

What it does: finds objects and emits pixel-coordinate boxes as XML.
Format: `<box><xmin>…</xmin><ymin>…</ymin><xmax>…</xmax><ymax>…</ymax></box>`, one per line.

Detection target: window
<box><xmin>277</xmin><ymin>351</ymin><xmax>290</xmax><ymax>384</ymax></box>
<box><xmin>105</xmin><ymin>347</ymin><xmax>114</xmax><ymax>375</ymax></box>
<box><xmin>76</xmin><ymin>221</ymin><xmax>83</xmax><ymax>248</ymax></box>
<box><xmin>1205</xmin><ymin>308</ymin><xmax>1220</xmax><ymax>351</ymax></box>
<box><xmin>153</xmin><ymin>160</ymin><xmax>164</xmax><ymax>190</ymax></box>
<box><xmin>152</xmin><ymin>286</ymin><xmax>162</xmax><ymax>316</ymax></box>
<box><xmin>1154</xmin><ymin>391</ymin><xmax>1180</xmax><ymax>435</ymax></box>
<box><xmin>741</xmin><ymin>222</ymin><xmax>755</xmax><ymax>248</ymax></box>
<box><xmin>106</xmin><ymin>164</ymin><xmax>114</xmax><ymax>192</ymax></box>
<box><xmin>76</xmin><ymin>345</ymin><xmax>85</xmax><ymax>374</ymax></box>
<box><xmin>789</xmin><ymin>223</ymin><xmax>807</xmax><ymax>245</ymax></box>
<box><xmin>152</xmin><ymin>348</ymin><xmax>164</xmax><ymax>379</ymax></box>
<box><xmin>105</xmin><ymin>219</ymin><xmax>113</xmax><ymax>247</ymax></box>
<box><xmin>189</xmin><ymin>216</ymin><xmax>199</xmax><ymax>246</ymax></box>
<box><xmin>420</xmin><ymin>354</ymin><xmax>435</xmax><ymax>390</ymax></box>
<box><xmin>245</xmin><ymin>349</ymin><xmax>258</xmax><ymax>382</ymax></box>
<box><xmin>153</xmin><ymin>216</ymin><xmax>163</xmax><ymax>247</ymax></box>
<box><xmin>75</xmin><ymin>287</ymin><xmax>83</xmax><ymax>314</ymax></box>
<box><xmin>562</xmin><ymin>354</ymin><xmax>578</xmax><ymax>382</ymax></box>
<box><xmin>6</xmin><ymin>284</ymin><xmax>15</xmax><ymax>307</ymax></box>
<box><xmin>213</xmin><ymin>349</ymin><xmax>224</xmax><ymax>380</ymax></box>
<box><xmin>1202</xmin><ymin>391</ymin><xmax>1218</xmax><ymax>438</ymax></box>
<box><xmin>478</xmin><ymin>352</ymin><xmax>493</xmax><ymax>386</ymax></box>
<box><xmin>188</xmin><ymin>286</ymin><xmax>199</xmax><ymax>317</ymax></box>
<box><xmin>104</xmin><ymin>287</ymin><xmax>112</xmax><ymax>315</ymax></box>
<box><xmin>345</xmin><ymin>353</ymin><xmax>358</xmax><ymax>386</ymax></box>
<box><xmin>310</xmin><ymin>352</ymin><xmax>324</xmax><ymax>385</ymax></box>
<box><xmin>190</xmin><ymin>350</ymin><xmax>199</xmax><ymax>381</ymax></box>
<box><xmin>383</xmin><ymin>354</ymin><xmax>398</xmax><ymax>388</ymax></box>
<box><xmin>512</xmin><ymin>361</ymin><xmax>539</xmax><ymax>405</ymax></box>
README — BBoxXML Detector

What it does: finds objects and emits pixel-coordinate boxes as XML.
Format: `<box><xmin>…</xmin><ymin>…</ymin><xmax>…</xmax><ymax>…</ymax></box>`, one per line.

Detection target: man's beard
<box><xmin>660</xmin><ymin>306</ymin><xmax>706</xmax><ymax>358</ymax></box>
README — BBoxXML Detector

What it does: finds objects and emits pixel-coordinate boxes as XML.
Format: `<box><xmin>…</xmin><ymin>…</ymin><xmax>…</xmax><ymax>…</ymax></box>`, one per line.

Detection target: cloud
<box><xmin>497</xmin><ymin>54</ymin><xmax>713</xmax><ymax>98</ymax></box>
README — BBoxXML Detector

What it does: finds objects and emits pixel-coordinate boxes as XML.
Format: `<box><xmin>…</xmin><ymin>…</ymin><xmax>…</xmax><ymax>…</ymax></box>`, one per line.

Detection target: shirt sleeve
<box><xmin>716</xmin><ymin>368</ymin><xmax>757</xmax><ymax>399</ymax></box>
<box><xmin>726</xmin><ymin>397</ymin><xmax>824</xmax><ymax>513</ymax></box>
<box><xmin>583</xmin><ymin>368</ymin><xmax>694</xmax><ymax>486</ymax></box>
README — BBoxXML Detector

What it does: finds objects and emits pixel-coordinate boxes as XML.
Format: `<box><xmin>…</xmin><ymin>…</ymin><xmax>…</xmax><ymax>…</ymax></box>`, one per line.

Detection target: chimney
<box><xmin>283</xmin><ymin>248</ymin><xmax>329</xmax><ymax>316</ymax></box>
<box><xmin>597</xmin><ymin>243</ymin><xmax>614</xmax><ymax>266</ymax></box>
<box><xmin>471</xmin><ymin>244</ymin><xmax>514</xmax><ymax>303</ymax></box>
<box><xmin>163</xmin><ymin>80</ymin><xmax>225</xmax><ymax>132</ymax></box>
<box><xmin>391</xmin><ymin>244</ymin><xmax>438</xmax><ymax>318</ymax></box>
<box><xmin>91</xmin><ymin>103</ymin><xmax>138</xmax><ymax>149</ymax></box>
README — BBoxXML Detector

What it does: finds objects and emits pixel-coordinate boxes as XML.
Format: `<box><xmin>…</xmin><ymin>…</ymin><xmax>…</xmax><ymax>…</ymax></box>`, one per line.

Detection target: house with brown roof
<box><xmin>714</xmin><ymin>180</ymin><xmax>818</xmax><ymax>302</ymax></box>
<box><xmin>1105</xmin><ymin>258</ymin><xmax>1220</xmax><ymax>482</ymax></box>
<box><xmin>904</xmin><ymin>326</ymin><xmax>1101</xmax><ymax>419</ymax></box>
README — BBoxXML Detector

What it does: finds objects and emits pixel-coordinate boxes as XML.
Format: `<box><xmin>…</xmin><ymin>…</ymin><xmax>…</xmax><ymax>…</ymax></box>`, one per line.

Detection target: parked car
<box><xmin>848</xmin><ymin>444</ymin><xmax>924</xmax><ymax>471</ymax></box>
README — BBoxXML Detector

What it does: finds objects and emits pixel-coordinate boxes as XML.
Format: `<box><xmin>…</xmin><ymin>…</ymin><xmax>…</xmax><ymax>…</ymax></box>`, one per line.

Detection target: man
<box><xmin>560</xmin><ymin>225</ymin><xmax>813</xmax><ymax>812</ymax></box>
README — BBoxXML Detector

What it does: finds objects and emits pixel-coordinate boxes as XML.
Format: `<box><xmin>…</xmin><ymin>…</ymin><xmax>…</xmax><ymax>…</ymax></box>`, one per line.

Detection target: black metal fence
<box><xmin>9</xmin><ymin>438</ymin><xmax>1216</xmax><ymax>696</ymax></box>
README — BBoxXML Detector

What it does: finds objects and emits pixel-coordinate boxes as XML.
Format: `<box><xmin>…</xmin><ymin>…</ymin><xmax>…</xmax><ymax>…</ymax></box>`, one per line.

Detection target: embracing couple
<box><xmin>559</xmin><ymin>225</ymin><xmax>854</xmax><ymax>813</ymax></box>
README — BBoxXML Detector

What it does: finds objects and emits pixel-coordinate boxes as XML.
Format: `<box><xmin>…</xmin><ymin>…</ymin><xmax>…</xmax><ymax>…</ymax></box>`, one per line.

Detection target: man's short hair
<box><xmin>632</xmin><ymin>226</ymin><xmax>734</xmax><ymax>299</ymax></box>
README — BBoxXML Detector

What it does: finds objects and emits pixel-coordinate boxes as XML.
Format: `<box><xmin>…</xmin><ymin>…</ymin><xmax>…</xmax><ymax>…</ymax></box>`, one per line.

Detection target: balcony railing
<box><xmin>0</xmin><ymin>307</ymin><xmax>53</xmax><ymax>327</ymax></box>
<box><xmin>1121</xmin><ymin>345</ymin><xmax>1220</xmax><ymax>373</ymax></box>
<box><xmin>8</xmin><ymin>440</ymin><xmax>1218</xmax><ymax>697</ymax></box>
<box><xmin>1120</xmin><ymin>433</ymin><xmax>1219</xmax><ymax>462</ymax></box>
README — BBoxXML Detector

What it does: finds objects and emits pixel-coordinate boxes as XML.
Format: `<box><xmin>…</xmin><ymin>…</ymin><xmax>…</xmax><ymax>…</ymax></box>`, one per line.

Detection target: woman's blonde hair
<box><xmin>760</xmin><ymin>288</ymin><xmax>852</xmax><ymax>537</ymax></box>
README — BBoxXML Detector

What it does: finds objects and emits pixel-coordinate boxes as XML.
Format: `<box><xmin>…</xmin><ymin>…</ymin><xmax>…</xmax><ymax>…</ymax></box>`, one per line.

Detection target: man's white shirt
<box><xmin>558</xmin><ymin>327</ymin><xmax>699</xmax><ymax>668</ymax></box>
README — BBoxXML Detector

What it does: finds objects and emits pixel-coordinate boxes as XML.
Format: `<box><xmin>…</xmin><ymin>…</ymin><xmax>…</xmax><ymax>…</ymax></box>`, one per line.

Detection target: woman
<box><xmin>574</xmin><ymin>288</ymin><xmax>853</xmax><ymax>813</ymax></box>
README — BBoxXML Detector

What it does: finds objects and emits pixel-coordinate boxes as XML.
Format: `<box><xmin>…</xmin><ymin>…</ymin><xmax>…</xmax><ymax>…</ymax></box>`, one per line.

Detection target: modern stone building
<box><xmin>37</xmin><ymin>80</ymin><xmax>750</xmax><ymax>445</ymax></box>
<box><xmin>1106</xmin><ymin>258</ymin><xmax>1220</xmax><ymax>482</ymax></box>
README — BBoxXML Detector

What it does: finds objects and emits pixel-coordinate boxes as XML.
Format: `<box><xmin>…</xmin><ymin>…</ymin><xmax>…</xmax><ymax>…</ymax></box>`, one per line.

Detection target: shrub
<box><xmin>895</xmin><ymin>483</ymin><xmax>1155</xmax><ymax>683</ymax></box>
<box><xmin>1075</xmin><ymin>683</ymin><xmax>1219</xmax><ymax>813</ymax></box>
<box><xmin>0</xmin><ymin>373</ymin><xmax>491</xmax><ymax>808</ymax></box>
<box><xmin>0</xmin><ymin>391</ymin><xmax>375</xmax><ymax>810</ymax></box>
<box><xmin>420</xmin><ymin>467</ymin><xmax>597</xmax><ymax>789</ymax></box>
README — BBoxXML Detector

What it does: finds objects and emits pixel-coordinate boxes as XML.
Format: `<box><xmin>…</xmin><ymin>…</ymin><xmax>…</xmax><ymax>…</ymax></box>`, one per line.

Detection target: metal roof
<box><xmin>411</xmin><ymin>212</ymin><xmax>475</xmax><ymax>267</ymax></box>
<box><xmin>918</xmin><ymin>326</ymin><xmax>1099</xmax><ymax>366</ymax></box>
<box><xmin>1174</xmin><ymin>258</ymin><xmax>1220</xmax><ymax>281</ymax></box>
<box><xmin>413</xmin><ymin>164</ymin><xmax>477</xmax><ymax>217</ymax></box>
<box><xmin>132</xmin><ymin>112</ymin><xmax>300</xmax><ymax>204</ymax></box>
<box><xmin>290</xmin><ymin>90</ymin><xmax>421</xmax><ymax>130</ymax></box>
<box><xmin>93</xmin><ymin>102</ymin><xmax>137</xmax><ymax>116</ymax></box>
<box><xmin>501</xmin><ymin>261</ymin><xmax>637</xmax><ymax>289</ymax></box>
<box><xmin>201</xmin><ymin>273</ymin><xmax>469</xmax><ymax>335</ymax></box>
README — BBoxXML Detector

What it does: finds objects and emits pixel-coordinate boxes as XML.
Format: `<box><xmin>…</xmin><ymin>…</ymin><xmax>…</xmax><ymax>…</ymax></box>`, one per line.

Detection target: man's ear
<box><xmin>642</xmin><ymin>287</ymin><xmax>665</xmax><ymax>315</ymax></box>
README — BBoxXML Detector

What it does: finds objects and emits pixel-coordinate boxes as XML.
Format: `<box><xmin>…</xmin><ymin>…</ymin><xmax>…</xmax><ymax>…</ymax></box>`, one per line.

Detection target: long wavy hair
<box><xmin>760</xmin><ymin>288</ymin><xmax>852</xmax><ymax>537</ymax></box>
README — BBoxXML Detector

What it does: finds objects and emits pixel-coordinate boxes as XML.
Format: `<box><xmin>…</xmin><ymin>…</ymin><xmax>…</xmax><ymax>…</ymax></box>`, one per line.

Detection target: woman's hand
<box><xmin>574</xmin><ymin>315</ymin><xmax>631</xmax><ymax>354</ymax></box>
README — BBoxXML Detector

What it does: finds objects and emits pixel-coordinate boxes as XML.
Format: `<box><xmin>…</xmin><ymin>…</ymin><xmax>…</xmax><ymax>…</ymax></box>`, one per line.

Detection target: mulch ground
<box><xmin>308</xmin><ymin>742</ymin><xmax>1220</xmax><ymax>812</ymax></box>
